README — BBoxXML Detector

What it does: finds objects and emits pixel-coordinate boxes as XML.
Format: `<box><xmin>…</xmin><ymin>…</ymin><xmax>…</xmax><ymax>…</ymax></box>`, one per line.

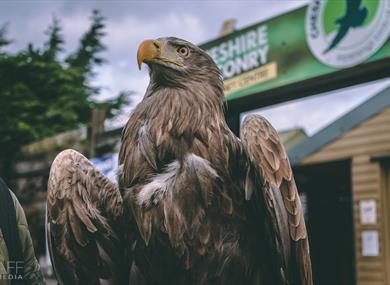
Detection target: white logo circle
<box><xmin>306</xmin><ymin>0</ymin><xmax>390</xmax><ymax>68</ymax></box>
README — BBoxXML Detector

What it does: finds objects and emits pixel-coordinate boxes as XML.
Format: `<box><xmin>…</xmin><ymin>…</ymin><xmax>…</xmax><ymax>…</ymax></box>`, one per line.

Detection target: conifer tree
<box><xmin>0</xmin><ymin>11</ymin><xmax>130</xmax><ymax>178</ymax></box>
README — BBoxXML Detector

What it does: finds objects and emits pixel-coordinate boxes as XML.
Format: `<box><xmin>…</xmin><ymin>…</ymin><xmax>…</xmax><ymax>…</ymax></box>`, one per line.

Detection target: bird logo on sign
<box><xmin>324</xmin><ymin>0</ymin><xmax>368</xmax><ymax>54</ymax></box>
<box><xmin>306</xmin><ymin>0</ymin><xmax>390</xmax><ymax>68</ymax></box>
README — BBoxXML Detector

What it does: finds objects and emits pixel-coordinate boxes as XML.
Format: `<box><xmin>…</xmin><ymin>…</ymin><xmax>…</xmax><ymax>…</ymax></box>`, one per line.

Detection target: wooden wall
<box><xmin>301</xmin><ymin>107</ymin><xmax>390</xmax><ymax>285</ymax></box>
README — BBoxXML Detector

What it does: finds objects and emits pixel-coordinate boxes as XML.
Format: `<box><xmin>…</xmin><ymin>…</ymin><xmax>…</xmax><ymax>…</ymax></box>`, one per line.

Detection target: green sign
<box><xmin>200</xmin><ymin>1</ymin><xmax>390</xmax><ymax>102</ymax></box>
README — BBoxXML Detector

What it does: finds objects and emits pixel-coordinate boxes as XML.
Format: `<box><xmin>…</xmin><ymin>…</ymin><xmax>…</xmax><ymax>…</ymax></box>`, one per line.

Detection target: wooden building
<box><xmin>288</xmin><ymin>86</ymin><xmax>390</xmax><ymax>285</ymax></box>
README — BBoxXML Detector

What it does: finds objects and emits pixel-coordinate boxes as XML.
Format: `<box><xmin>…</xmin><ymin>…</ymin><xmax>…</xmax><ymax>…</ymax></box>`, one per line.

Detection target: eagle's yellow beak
<box><xmin>137</xmin><ymin>39</ymin><xmax>184</xmax><ymax>70</ymax></box>
<box><xmin>137</xmin><ymin>39</ymin><xmax>161</xmax><ymax>70</ymax></box>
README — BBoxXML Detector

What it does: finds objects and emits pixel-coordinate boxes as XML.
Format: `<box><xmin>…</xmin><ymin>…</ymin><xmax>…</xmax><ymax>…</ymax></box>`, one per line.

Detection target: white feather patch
<box><xmin>137</xmin><ymin>161</ymin><xmax>179</xmax><ymax>206</ymax></box>
<box><xmin>185</xmin><ymin>154</ymin><xmax>218</xmax><ymax>178</ymax></box>
<box><xmin>136</xmin><ymin>154</ymin><xmax>218</xmax><ymax>207</ymax></box>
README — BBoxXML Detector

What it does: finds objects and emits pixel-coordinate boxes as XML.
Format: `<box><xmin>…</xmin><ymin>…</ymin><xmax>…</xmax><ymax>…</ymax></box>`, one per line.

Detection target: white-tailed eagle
<box><xmin>47</xmin><ymin>37</ymin><xmax>312</xmax><ymax>285</ymax></box>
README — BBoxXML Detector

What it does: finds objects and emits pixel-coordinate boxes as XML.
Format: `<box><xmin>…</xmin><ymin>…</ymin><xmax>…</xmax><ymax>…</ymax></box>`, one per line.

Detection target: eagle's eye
<box><xmin>176</xmin><ymin>46</ymin><xmax>189</xmax><ymax>57</ymax></box>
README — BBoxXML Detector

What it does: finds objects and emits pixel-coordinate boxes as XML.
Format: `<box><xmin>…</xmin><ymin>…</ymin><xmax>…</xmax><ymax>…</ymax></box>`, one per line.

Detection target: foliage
<box><xmin>0</xmin><ymin>24</ymin><xmax>12</xmax><ymax>49</ymax></box>
<box><xmin>0</xmin><ymin>10</ymin><xmax>130</xmax><ymax>171</ymax></box>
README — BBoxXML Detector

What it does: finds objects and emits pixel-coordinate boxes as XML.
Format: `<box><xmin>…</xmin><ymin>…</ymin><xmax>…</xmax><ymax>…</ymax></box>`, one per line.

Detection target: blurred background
<box><xmin>1</xmin><ymin>1</ymin><xmax>390</xmax><ymax>284</ymax></box>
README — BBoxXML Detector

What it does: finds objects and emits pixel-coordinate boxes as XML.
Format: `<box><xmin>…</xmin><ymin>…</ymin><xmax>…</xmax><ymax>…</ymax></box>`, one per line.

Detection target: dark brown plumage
<box><xmin>47</xmin><ymin>37</ymin><xmax>312</xmax><ymax>285</ymax></box>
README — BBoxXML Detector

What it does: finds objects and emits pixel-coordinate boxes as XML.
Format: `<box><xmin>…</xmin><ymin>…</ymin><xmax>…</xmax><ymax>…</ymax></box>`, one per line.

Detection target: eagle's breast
<box><xmin>120</xmin><ymin>86</ymin><xmax>252</xmax><ymax>283</ymax></box>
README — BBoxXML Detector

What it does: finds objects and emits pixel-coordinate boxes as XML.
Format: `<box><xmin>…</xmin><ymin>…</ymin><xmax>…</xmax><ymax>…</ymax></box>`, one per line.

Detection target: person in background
<box><xmin>0</xmin><ymin>178</ymin><xmax>44</xmax><ymax>285</ymax></box>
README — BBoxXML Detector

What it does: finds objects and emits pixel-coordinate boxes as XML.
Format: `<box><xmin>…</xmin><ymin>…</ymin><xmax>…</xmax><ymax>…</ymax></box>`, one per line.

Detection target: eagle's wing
<box><xmin>47</xmin><ymin>149</ymin><xmax>128</xmax><ymax>285</ymax></box>
<box><xmin>240</xmin><ymin>115</ymin><xmax>312</xmax><ymax>285</ymax></box>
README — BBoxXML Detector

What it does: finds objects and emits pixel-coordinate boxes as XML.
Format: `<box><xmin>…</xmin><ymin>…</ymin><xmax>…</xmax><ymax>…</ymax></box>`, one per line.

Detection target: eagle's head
<box><xmin>137</xmin><ymin>37</ymin><xmax>223</xmax><ymax>95</ymax></box>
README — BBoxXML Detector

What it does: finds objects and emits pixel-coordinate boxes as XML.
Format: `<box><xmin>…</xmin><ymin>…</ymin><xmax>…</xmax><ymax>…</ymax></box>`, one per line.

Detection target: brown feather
<box><xmin>241</xmin><ymin>114</ymin><xmax>312</xmax><ymax>285</ymax></box>
<box><xmin>47</xmin><ymin>149</ymin><xmax>128</xmax><ymax>284</ymax></box>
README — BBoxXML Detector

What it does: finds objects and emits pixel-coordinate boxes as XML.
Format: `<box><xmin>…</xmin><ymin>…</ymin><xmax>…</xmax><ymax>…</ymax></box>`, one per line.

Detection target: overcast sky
<box><xmin>2</xmin><ymin>0</ymin><xmax>389</xmax><ymax>135</ymax></box>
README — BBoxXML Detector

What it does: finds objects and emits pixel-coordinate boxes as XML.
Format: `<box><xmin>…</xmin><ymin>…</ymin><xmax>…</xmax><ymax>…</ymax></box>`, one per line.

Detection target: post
<box><xmin>89</xmin><ymin>108</ymin><xmax>106</xmax><ymax>158</ymax></box>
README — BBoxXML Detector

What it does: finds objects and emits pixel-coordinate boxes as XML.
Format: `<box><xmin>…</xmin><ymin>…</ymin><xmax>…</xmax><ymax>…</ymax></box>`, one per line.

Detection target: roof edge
<box><xmin>288</xmin><ymin>85</ymin><xmax>390</xmax><ymax>165</ymax></box>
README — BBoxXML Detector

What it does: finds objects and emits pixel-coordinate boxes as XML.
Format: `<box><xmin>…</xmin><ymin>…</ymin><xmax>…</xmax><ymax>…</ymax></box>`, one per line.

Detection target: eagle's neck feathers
<box><xmin>119</xmin><ymin>79</ymin><xmax>234</xmax><ymax>187</ymax></box>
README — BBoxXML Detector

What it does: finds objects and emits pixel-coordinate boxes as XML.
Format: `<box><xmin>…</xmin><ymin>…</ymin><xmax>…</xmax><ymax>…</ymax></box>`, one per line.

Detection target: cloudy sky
<box><xmin>2</xmin><ymin>0</ymin><xmax>389</xmax><ymax>135</ymax></box>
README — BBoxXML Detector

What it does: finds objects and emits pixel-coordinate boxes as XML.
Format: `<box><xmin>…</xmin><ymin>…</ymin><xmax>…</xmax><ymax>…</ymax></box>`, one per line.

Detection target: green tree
<box><xmin>67</xmin><ymin>10</ymin><xmax>106</xmax><ymax>74</ymax></box>
<box><xmin>0</xmin><ymin>11</ymin><xmax>130</xmax><ymax>178</ymax></box>
<box><xmin>43</xmin><ymin>17</ymin><xmax>64</xmax><ymax>61</ymax></box>
<box><xmin>0</xmin><ymin>24</ymin><xmax>11</xmax><ymax>49</ymax></box>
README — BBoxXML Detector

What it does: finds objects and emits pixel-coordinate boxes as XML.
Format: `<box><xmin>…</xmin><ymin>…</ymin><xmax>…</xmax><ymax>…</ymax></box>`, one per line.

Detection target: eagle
<box><xmin>47</xmin><ymin>37</ymin><xmax>312</xmax><ymax>285</ymax></box>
